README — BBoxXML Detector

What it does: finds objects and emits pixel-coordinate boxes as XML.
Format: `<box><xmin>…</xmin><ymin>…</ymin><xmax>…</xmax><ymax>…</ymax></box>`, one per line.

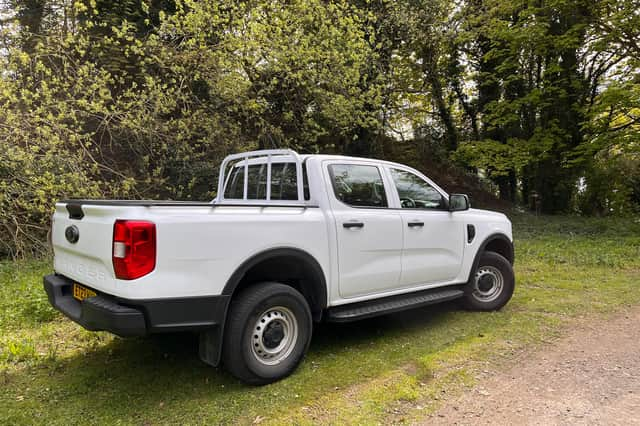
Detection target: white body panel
<box><xmin>397</xmin><ymin>210</ymin><xmax>464</xmax><ymax>286</ymax></box>
<box><xmin>51</xmin><ymin>154</ymin><xmax>513</xmax><ymax>307</ymax></box>
<box><xmin>332</xmin><ymin>209</ymin><xmax>403</xmax><ymax>298</ymax></box>
<box><xmin>53</xmin><ymin>205</ymin><xmax>331</xmax><ymax>300</ymax></box>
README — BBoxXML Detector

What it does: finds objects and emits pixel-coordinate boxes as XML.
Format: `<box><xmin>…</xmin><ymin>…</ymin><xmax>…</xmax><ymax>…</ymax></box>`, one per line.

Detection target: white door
<box><xmin>386</xmin><ymin>167</ymin><xmax>465</xmax><ymax>287</ymax></box>
<box><xmin>326</xmin><ymin>162</ymin><xmax>403</xmax><ymax>298</ymax></box>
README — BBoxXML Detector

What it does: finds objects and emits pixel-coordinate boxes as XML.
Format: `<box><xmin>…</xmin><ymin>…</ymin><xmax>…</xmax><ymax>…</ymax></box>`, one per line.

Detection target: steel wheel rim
<box><xmin>473</xmin><ymin>265</ymin><xmax>504</xmax><ymax>302</ymax></box>
<box><xmin>251</xmin><ymin>306</ymin><xmax>298</xmax><ymax>366</ymax></box>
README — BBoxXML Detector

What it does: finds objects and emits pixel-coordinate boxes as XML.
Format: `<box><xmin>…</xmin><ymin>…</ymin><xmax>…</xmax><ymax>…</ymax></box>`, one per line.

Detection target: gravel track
<box><xmin>427</xmin><ymin>306</ymin><xmax>640</xmax><ymax>425</ymax></box>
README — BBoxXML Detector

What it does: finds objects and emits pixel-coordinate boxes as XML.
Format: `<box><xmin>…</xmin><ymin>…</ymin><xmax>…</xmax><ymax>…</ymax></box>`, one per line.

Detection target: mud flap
<box><xmin>199</xmin><ymin>325</ymin><xmax>223</xmax><ymax>367</ymax></box>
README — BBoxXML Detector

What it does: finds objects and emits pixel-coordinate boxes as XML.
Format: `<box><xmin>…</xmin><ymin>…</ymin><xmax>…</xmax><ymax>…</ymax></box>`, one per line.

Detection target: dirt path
<box><xmin>427</xmin><ymin>306</ymin><xmax>640</xmax><ymax>425</ymax></box>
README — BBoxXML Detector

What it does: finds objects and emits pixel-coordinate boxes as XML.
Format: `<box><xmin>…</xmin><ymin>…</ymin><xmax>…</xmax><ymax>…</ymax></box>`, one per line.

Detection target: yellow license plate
<box><xmin>73</xmin><ymin>283</ymin><xmax>96</xmax><ymax>301</ymax></box>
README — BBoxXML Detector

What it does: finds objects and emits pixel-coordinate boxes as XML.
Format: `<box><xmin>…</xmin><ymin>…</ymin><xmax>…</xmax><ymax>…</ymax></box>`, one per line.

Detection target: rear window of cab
<box><xmin>224</xmin><ymin>163</ymin><xmax>310</xmax><ymax>200</ymax></box>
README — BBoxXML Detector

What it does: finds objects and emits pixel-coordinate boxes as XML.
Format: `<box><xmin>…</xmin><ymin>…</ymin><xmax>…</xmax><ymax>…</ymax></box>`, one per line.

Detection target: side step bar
<box><xmin>326</xmin><ymin>287</ymin><xmax>465</xmax><ymax>322</ymax></box>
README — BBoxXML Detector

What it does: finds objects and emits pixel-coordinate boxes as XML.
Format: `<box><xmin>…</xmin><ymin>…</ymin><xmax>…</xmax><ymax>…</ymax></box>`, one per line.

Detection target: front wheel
<box><xmin>462</xmin><ymin>251</ymin><xmax>514</xmax><ymax>311</ymax></box>
<box><xmin>222</xmin><ymin>282</ymin><xmax>312</xmax><ymax>385</ymax></box>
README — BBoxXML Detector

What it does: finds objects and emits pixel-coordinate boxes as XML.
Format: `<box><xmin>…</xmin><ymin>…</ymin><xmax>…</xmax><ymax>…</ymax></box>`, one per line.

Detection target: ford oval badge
<box><xmin>65</xmin><ymin>225</ymin><xmax>80</xmax><ymax>244</ymax></box>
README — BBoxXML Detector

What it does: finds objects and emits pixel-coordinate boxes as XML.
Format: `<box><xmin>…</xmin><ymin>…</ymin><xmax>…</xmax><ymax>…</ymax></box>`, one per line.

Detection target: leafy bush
<box><xmin>577</xmin><ymin>154</ymin><xmax>640</xmax><ymax>217</ymax></box>
<box><xmin>0</xmin><ymin>0</ymin><xmax>382</xmax><ymax>258</ymax></box>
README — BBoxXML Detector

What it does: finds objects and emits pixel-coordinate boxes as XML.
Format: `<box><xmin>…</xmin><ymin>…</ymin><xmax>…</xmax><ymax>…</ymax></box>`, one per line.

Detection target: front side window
<box><xmin>390</xmin><ymin>168</ymin><xmax>444</xmax><ymax>209</ymax></box>
<box><xmin>329</xmin><ymin>164</ymin><xmax>388</xmax><ymax>208</ymax></box>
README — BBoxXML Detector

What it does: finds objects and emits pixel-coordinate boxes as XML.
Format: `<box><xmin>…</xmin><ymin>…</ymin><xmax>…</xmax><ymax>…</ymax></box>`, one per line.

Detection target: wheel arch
<box><xmin>222</xmin><ymin>247</ymin><xmax>328</xmax><ymax>322</ymax></box>
<box><xmin>467</xmin><ymin>233</ymin><xmax>514</xmax><ymax>282</ymax></box>
<box><xmin>200</xmin><ymin>248</ymin><xmax>327</xmax><ymax>369</ymax></box>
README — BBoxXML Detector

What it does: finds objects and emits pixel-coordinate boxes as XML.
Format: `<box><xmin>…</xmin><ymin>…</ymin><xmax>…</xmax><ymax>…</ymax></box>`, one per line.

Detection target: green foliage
<box><xmin>0</xmin><ymin>0</ymin><xmax>639</xmax><ymax>257</ymax></box>
<box><xmin>0</xmin><ymin>0</ymin><xmax>385</xmax><ymax>258</ymax></box>
<box><xmin>576</xmin><ymin>154</ymin><xmax>640</xmax><ymax>216</ymax></box>
<box><xmin>448</xmin><ymin>0</ymin><xmax>595</xmax><ymax>209</ymax></box>
<box><xmin>159</xmin><ymin>0</ymin><xmax>379</xmax><ymax>149</ymax></box>
<box><xmin>0</xmin><ymin>45</ymin><xmax>107</xmax><ymax>257</ymax></box>
<box><xmin>0</xmin><ymin>338</ymin><xmax>37</xmax><ymax>364</ymax></box>
<box><xmin>581</xmin><ymin>80</ymin><xmax>640</xmax><ymax>157</ymax></box>
<box><xmin>454</xmin><ymin>138</ymin><xmax>532</xmax><ymax>177</ymax></box>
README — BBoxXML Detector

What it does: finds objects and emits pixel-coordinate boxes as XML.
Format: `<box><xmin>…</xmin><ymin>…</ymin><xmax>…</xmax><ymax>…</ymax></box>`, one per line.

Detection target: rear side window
<box><xmin>224</xmin><ymin>163</ymin><xmax>309</xmax><ymax>200</ymax></box>
<box><xmin>329</xmin><ymin>164</ymin><xmax>388</xmax><ymax>208</ymax></box>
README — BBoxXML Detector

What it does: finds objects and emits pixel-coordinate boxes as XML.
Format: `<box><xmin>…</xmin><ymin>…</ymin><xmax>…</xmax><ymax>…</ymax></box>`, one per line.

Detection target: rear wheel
<box><xmin>222</xmin><ymin>282</ymin><xmax>312</xmax><ymax>385</ymax></box>
<box><xmin>462</xmin><ymin>251</ymin><xmax>514</xmax><ymax>311</ymax></box>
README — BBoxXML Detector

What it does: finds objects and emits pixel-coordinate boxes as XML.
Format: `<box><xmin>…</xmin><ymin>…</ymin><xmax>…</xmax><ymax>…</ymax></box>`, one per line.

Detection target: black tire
<box><xmin>462</xmin><ymin>251</ymin><xmax>514</xmax><ymax>311</ymax></box>
<box><xmin>222</xmin><ymin>282</ymin><xmax>312</xmax><ymax>385</ymax></box>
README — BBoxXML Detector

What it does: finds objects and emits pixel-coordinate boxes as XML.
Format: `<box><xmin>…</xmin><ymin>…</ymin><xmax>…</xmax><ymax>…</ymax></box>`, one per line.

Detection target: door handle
<box><xmin>407</xmin><ymin>221</ymin><xmax>424</xmax><ymax>228</ymax></box>
<box><xmin>343</xmin><ymin>222</ymin><xmax>364</xmax><ymax>229</ymax></box>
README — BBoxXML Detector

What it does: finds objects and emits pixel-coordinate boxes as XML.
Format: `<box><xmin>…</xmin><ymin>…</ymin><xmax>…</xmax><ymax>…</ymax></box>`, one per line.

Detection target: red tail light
<box><xmin>112</xmin><ymin>220</ymin><xmax>156</xmax><ymax>280</ymax></box>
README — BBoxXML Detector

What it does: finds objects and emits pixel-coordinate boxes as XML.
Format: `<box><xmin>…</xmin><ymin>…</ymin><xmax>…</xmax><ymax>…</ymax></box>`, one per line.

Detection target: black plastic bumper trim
<box><xmin>43</xmin><ymin>274</ymin><xmax>230</xmax><ymax>337</ymax></box>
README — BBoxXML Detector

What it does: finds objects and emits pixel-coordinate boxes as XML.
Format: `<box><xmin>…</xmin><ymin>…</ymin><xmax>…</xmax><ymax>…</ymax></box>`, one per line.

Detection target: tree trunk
<box><xmin>17</xmin><ymin>0</ymin><xmax>46</xmax><ymax>53</ymax></box>
<box><xmin>428</xmin><ymin>72</ymin><xmax>458</xmax><ymax>152</ymax></box>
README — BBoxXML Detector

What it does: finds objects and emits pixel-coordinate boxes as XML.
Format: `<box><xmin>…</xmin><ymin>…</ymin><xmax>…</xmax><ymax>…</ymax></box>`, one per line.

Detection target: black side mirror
<box><xmin>449</xmin><ymin>194</ymin><xmax>470</xmax><ymax>211</ymax></box>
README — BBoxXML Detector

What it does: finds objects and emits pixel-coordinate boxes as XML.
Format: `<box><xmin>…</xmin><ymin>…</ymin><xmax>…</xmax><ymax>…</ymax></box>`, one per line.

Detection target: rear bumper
<box><xmin>43</xmin><ymin>274</ymin><xmax>230</xmax><ymax>338</ymax></box>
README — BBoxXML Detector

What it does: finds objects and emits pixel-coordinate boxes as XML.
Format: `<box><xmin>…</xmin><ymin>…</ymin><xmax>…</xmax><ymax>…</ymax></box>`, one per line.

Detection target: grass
<box><xmin>1</xmin><ymin>214</ymin><xmax>639</xmax><ymax>424</ymax></box>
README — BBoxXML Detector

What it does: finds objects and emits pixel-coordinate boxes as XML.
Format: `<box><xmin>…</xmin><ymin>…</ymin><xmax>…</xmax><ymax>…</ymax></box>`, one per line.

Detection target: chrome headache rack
<box><xmin>215</xmin><ymin>149</ymin><xmax>306</xmax><ymax>206</ymax></box>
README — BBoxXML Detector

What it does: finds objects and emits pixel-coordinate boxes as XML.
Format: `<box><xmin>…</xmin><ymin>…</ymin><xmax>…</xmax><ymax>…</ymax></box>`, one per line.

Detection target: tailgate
<box><xmin>51</xmin><ymin>202</ymin><xmax>146</xmax><ymax>295</ymax></box>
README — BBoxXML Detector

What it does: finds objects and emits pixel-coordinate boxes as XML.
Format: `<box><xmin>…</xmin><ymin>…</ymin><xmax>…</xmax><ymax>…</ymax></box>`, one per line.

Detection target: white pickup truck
<box><xmin>44</xmin><ymin>149</ymin><xmax>514</xmax><ymax>384</ymax></box>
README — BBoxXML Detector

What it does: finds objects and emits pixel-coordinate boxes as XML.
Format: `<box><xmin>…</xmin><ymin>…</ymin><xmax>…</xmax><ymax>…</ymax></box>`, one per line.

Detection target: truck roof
<box><xmin>232</xmin><ymin>153</ymin><xmax>407</xmax><ymax>169</ymax></box>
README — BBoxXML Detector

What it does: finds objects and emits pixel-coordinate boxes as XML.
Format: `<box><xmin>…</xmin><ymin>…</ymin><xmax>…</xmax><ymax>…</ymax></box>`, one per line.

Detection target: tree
<box><xmin>453</xmin><ymin>0</ymin><xmax>598</xmax><ymax>212</ymax></box>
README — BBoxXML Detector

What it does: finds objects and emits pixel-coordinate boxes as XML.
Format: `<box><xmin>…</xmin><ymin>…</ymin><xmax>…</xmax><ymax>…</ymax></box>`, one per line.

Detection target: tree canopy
<box><xmin>1</xmin><ymin>0</ymin><xmax>638</xmax><ymax>257</ymax></box>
